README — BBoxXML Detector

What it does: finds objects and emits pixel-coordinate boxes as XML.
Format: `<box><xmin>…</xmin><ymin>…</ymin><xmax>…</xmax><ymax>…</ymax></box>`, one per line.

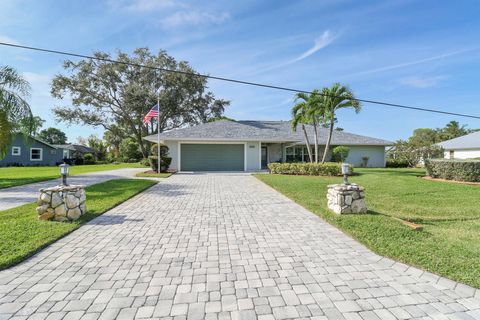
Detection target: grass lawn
<box><xmin>135</xmin><ymin>171</ymin><xmax>172</xmax><ymax>178</ymax></box>
<box><xmin>255</xmin><ymin>168</ymin><xmax>480</xmax><ymax>288</ymax></box>
<box><xmin>0</xmin><ymin>163</ymin><xmax>147</xmax><ymax>189</ymax></box>
<box><xmin>0</xmin><ymin>178</ymin><xmax>156</xmax><ymax>270</ymax></box>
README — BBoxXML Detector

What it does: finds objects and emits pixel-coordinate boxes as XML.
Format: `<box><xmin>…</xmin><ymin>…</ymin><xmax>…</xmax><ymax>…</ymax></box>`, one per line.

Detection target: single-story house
<box><xmin>437</xmin><ymin>131</ymin><xmax>480</xmax><ymax>159</ymax></box>
<box><xmin>144</xmin><ymin>120</ymin><xmax>393</xmax><ymax>172</ymax></box>
<box><xmin>53</xmin><ymin>144</ymin><xmax>96</xmax><ymax>161</ymax></box>
<box><xmin>0</xmin><ymin>133</ymin><xmax>66</xmax><ymax>167</ymax></box>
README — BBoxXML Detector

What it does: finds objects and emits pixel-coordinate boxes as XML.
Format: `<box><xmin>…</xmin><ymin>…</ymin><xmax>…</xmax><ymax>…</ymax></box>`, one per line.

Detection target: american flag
<box><xmin>143</xmin><ymin>104</ymin><xmax>159</xmax><ymax>124</ymax></box>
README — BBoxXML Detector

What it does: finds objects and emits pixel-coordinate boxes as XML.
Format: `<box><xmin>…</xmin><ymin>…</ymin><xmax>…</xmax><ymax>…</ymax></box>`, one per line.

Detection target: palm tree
<box><xmin>292</xmin><ymin>90</ymin><xmax>326</xmax><ymax>163</ymax></box>
<box><xmin>306</xmin><ymin>89</ymin><xmax>326</xmax><ymax>163</ymax></box>
<box><xmin>291</xmin><ymin>93</ymin><xmax>313</xmax><ymax>163</ymax></box>
<box><xmin>321</xmin><ymin>83</ymin><xmax>361</xmax><ymax>163</ymax></box>
<box><xmin>0</xmin><ymin>65</ymin><xmax>32</xmax><ymax>158</ymax></box>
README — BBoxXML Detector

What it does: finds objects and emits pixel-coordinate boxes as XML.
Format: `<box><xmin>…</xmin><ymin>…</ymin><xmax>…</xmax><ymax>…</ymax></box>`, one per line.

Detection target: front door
<box><xmin>261</xmin><ymin>146</ymin><xmax>268</xmax><ymax>169</ymax></box>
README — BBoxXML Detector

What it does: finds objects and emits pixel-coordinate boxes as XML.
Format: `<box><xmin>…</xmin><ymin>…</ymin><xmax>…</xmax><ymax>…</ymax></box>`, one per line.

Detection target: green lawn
<box><xmin>255</xmin><ymin>168</ymin><xmax>480</xmax><ymax>288</ymax></box>
<box><xmin>0</xmin><ymin>178</ymin><xmax>156</xmax><ymax>269</ymax></box>
<box><xmin>0</xmin><ymin>163</ymin><xmax>147</xmax><ymax>189</ymax></box>
<box><xmin>135</xmin><ymin>171</ymin><xmax>172</xmax><ymax>178</ymax></box>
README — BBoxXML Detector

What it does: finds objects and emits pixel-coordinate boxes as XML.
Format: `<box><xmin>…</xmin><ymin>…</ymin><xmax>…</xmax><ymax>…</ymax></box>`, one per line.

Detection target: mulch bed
<box><xmin>420</xmin><ymin>176</ymin><xmax>480</xmax><ymax>186</ymax></box>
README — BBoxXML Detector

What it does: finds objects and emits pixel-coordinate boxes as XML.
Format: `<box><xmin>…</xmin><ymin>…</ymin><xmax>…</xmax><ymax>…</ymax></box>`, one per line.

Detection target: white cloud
<box><xmin>291</xmin><ymin>30</ymin><xmax>336</xmax><ymax>63</ymax></box>
<box><xmin>0</xmin><ymin>34</ymin><xmax>20</xmax><ymax>45</ymax></box>
<box><xmin>348</xmin><ymin>48</ymin><xmax>476</xmax><ymax>77</ymax></box>
<box><xmin>160</xmin><ymin>11</ymin><xmax>230</xmax><ymax>29</ymax></box>
<box><xmin>245</xmin><ymin>30</ymin><xmax>337</xmax><ymax>76</ymax></box>
<box><xmin>109</xmin><ymin>0</ymin><xmax>177</xmax><ymax>12</ymax></box>
<box><xmin>399</xmin><ymin>75</ymin><xmax>448</xmax><ymax>88</ymax></box>
<box><xmin>22</xmin><ymin>72</ymin><xmax>51</xmax><ymax>85</ymax></box>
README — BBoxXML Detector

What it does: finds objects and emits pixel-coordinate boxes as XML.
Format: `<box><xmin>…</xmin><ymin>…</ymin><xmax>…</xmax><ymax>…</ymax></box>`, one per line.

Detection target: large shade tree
<box><xmin>321</xmin><ymin>83</ymin><xmax>361</xmax><ymax>163</ymax></box>
<box><xmin>38</xmin><ymin>127</ymin><xmax>68</xmax><ymax>144</ymax></box>
<box><xmin>51</xmin><ymin>48</ymin><xmax>229</xmax><ymax>157</ymax></box>
<box><xmin>0</xmin><ymin>65</ymin><xmax>33</xmax><ymax>158</ymax></box>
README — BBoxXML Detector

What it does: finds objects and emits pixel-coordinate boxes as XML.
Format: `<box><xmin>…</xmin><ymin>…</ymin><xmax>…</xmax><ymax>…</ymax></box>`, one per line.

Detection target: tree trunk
<box><xmin>322</xmin><ymin>117</ymin><xmax>335</xmax><ymax>163</ymax></box>
<box><xmin>302</xmin><ymin>124</ymin><xmax>313</xmax><ymax>163</ymax></box>
<box><xmin>313</xmin><ymin>121</ymin><xmax>319</xmax><ymax>163</ymax></box>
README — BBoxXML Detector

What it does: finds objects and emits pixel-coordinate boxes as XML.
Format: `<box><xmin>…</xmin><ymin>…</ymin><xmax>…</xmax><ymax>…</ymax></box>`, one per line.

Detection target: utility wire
<box><xmin>1</xmin><ymin>41</ymin><xmax>479</xmax><ymax>120</ymax></box>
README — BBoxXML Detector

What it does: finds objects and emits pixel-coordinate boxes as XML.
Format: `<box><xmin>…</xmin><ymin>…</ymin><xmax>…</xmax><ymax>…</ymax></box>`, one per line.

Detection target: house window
<box><xmin>12</xmin><ymin>146</ymin><xmax>21</xmax><ymax>156</ymax></box>
<box><xmin>286</xmin><ymin>146</ymin><xmax>314</xmax><ymax>162</ymax></box>
<box><xmin>63</xmin><ymin>149</ymin><xmax>69</xmax><ymax>158</ymax></box>
<box><xmin>449</xmin><ymin>150</ymin><xmax>454</xmax><ymax>159</ymax></box>
<box><xmin>30</xmin><ymin>148</ymin><xmax>43</xmax><ymax>161</ymax></box>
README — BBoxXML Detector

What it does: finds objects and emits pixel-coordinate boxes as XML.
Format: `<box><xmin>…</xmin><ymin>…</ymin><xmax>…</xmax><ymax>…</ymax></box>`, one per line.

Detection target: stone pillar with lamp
<box><xmin>35</xmin><ymin>163</ymin><xmax>87</xmax><ymax>221</ymax></box>
<box><xmin>327</xmin><ymin>163</ymin><xmax>367</xmax><ymax>214</ymax></box>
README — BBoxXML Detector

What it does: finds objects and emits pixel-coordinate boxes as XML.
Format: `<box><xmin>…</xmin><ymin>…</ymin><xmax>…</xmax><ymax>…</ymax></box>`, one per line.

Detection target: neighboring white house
<box><xmin>144</xmin><ymin>120</ymin><xmax>393</xmax><ymax>172</ymax></box>
<box><xmin>437</xmin><ymin>131</ymin><xmax>480</xmax><ymax>159</ymax></box>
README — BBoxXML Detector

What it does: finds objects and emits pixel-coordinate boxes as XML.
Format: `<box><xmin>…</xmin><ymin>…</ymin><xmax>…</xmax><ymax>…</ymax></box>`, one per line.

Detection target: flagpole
<box><xmin>157</xmin><ymin>90</ymin><xmax>161</xmax><ymax>173</ymax></box>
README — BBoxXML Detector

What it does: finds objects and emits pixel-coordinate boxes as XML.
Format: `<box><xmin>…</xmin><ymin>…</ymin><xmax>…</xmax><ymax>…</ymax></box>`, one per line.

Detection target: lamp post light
<box><xmin>341</xmin><ymin>163</ymin><xmax>350</xmax><ymax>185</ymax></box>
<box><xmin>59</xmin><ymin>163</ymin><xmax>70</xmax><ymax>186</ymax></box>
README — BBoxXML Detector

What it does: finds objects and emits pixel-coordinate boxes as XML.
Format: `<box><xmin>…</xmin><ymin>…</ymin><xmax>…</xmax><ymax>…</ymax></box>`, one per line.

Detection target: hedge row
<box><xmin>386</xmin><ymin>159</ymin><xmax>410</xmax><ymax>168</ymax></box>
<box><xmin>268</xmin><ymin>162</ymin><xmax>353</xmax><ymax>176</ymax></box>
<box><xmin>425</xmin><ymin>159</ymin><xmax>480</xmax><ymax>182</ymax></box>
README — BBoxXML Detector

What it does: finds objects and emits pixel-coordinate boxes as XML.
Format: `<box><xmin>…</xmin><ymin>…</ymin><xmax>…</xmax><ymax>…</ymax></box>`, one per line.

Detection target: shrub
<box><xmin>149</xmin><ymin>156</ymin><xmax>172</xmax><ymax>172</ymax></box>
<box><xmin>140</xmin><ymin>158</ymin><xmax>150</xmax><ymax>167</ymax></box>
<box><xmin>386</xmin><ymin>159</ymin><xmax>409</xmax><ymax>168</ymax></box>
<box><xmin>332</xmin><ymin>146</ymin><xmax>350</xmax><ymax>162</ymax></box>
<box><xmin>361</xmin><ymin>156</ymin><xmax>369</xmax><ymax>168</ymax></box>
<box><xmin>268</xmin><ymin>162</ymin><xmax>353</xmax><ymax>176</ymax></box>
<box><xmin>150</xmin><ymin>143</ymin><xmax>169</xmax><ymax>157</ymax></box>
<box><xmin>119</xmin><ymin>138</ymin><xmax>142</xmax><ymax>162</ymax></box>
<box><xmin>425</xmin><ymin>159</ymin><xmax>480</xmax><ymax>182</ymax></box>
<box><xmin>83</xmin><ymin>153</ymin><xmax>95</xmax><ymax>165</ymax></box>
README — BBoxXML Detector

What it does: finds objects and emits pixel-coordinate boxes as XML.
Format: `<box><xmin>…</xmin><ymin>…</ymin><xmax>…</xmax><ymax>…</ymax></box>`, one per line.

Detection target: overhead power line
<box><xmin>1</xmin><ymin>41</ymin><xmax>479</xmax><ymax>120</ymax></box>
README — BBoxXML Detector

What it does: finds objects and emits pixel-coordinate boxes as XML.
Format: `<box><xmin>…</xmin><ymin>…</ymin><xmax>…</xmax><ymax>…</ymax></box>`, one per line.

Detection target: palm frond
<box><xmin>0</xmin><ymin>65</ymin><xmax>32</xmax><ymax>158</ymax></box>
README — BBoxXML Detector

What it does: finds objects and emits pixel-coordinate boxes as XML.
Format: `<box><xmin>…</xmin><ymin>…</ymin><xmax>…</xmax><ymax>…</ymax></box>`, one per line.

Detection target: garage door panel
<box><xmin>181</xmin><ymin>144</ymin><xmax>244</xmax><ymax>171</ymax></box>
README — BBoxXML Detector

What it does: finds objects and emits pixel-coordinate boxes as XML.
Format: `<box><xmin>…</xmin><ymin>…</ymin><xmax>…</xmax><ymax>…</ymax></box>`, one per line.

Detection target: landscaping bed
<box><xmin>255</xmin><ymin>168</ymin><xmax>480</xmax><ymax>288</ymax></box>
<box><xmin>135</xmin><ymin>170</ymin><xmax>172</xmax><ymax>178</ymax></box>
<box><xmin>0</xmin><ymin>163</ymin><xmax>147</xmax><ymax>189</ymax></box>
<box><xmin>0</xmin><ymin>178</ymin><xmax>156</xmax><ymax>269</ymax></box>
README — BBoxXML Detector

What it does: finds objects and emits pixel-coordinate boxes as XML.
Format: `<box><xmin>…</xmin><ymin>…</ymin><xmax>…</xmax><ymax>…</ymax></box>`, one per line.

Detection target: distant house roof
<box><xmin>54</xmin><ymin>144</ymin><xmax>95</xmax><ymax>153</ymax></box>
<box><xmin>144</xmin><ymin>120</ymin><xmax>393</xmax><ymax>146</ymax></box>
<box><xmin>437</xmin><ymin>131</ymin><xmax>480</xmax><ymax>150</ymax></box>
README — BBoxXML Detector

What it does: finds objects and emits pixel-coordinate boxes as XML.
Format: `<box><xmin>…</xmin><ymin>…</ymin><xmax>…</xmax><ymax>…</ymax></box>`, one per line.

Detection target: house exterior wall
<box><xmin>163</xmin><ymin>140</ymin><xmax>387</xmax><ymax>170</ymax></box>
<box><xmin>279</xmin><ymin>144</ymin><xmax>386</xmax><ymax>167</ymax></box>
<box><xmin>0</xmin><ymin>134</ymin><xmax>63</xmax><ymax>167</ymax></box>
<box><xmin>164</xmin><ymin>140</ymin><xmax>261</xmax><ymax>171</ymax></box>
<box><xmin>164</xmin><ymin>140</ymin><xmax>179</xmax><ymax>171</ymax></box>
<box><xmin>266</xmin><ymin>143</ymin><xmax>282</xmax><ymax>163</ymax></box>
<box><xmin>246</xmin><ymin>141</ymin><xmax>261</xmax><ymax>171</ymax></box>
<box><xmin>443</xmin><ymin>149</ymin><xmax>480</xmax><ymax>159</ymax></box>
<box><xmin>345</xmin><ymin>145</ymin><xmax>386</xmax><ymax>167</ymax></box>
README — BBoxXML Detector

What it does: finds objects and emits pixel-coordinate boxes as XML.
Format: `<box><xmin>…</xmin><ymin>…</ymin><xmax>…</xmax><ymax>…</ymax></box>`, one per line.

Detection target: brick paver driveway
<box><xmin>0</xmin><ymin>173</ymin><xmax>479</xmax><ymax>320</ymax></box>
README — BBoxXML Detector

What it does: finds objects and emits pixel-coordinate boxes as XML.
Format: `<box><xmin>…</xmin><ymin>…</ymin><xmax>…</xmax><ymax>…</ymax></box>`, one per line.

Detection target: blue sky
<box><xmin>1</xmin><ymin>0</ymin><xmax>479</xmax><ymax>142</ymax></box>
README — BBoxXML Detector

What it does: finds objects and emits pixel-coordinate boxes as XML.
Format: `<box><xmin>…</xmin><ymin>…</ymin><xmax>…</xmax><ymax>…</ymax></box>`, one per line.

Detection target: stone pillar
<box><xmin>327</xmin><ymin>183</ymin><xmax>367</xmax><ymax>214</ymax></box>
<box><xmin>36</xmin><ymin>185</ymin><xmax>86</xmax><ymax>221</ymax></box>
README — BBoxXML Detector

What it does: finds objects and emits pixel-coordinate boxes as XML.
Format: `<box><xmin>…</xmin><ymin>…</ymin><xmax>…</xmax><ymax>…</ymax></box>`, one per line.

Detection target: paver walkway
<box><xmin>0</xmin><ymin>168</ymin><xmax>146</xmax><ymax>211</ymax></box>
<box><xmin>0</xmin><ymin>173</ymin><xmax>479</xmax><ymax>320</ymax></box>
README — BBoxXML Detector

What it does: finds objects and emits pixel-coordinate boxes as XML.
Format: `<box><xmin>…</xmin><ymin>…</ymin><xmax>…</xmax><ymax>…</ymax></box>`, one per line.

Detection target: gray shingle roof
<box><xmin>144</xmin><ymin>120</ymin><xmax>393</xmax><ymax>146</ymax></box>
<box><xmin>53</xmin><ymin>144</ymin><xmax>95</xmax><ymax>153</ymax></box>
<box><xmin>437</xmin><ymin>131</ymin><xmax>480</xmax><ymax>150</ymax></box>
